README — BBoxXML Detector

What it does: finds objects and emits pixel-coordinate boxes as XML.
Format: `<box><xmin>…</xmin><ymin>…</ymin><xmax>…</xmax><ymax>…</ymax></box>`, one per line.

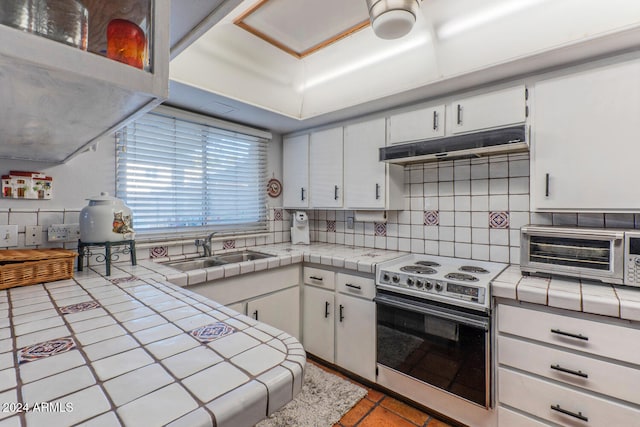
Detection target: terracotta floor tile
<box><xmin>365</xmin><ymin>387</ymin><xmax>385</xmax><ymax>403</ymax></box>
<box><xmin>357</xmin><ymin>406</ymin><xmax>417</xmax><ymax>427</ymax></box>
<box><xmin>426</xmin><ymin>417</ymin><xmax>454</xmax><ymax>427</ymax></box>
<box><xmin>339</xmin><ymin>398</ymin><xmax>375</xmax><ymax>426</ymax></box>
<box><xmin>380</xmin><ymin>396</ymin><xmax>430</xmax><ymax>426</ymax></box>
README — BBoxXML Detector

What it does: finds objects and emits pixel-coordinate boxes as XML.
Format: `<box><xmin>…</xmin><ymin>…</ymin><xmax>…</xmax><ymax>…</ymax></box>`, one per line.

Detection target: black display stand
<box><xmin>77</xmin><ymin>239</ymin><xmax>136</xmax><ymax>276</ymax></box>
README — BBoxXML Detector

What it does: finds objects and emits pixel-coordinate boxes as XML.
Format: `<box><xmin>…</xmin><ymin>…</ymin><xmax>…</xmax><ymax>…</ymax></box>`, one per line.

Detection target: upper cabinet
<box><xmin>449</xmin><ymin>85</ymin><xmax>527</xmax><ymax>134</ymax></box>
<box><xmin>344</xmin><ymin>118</ymin><xmax>403</xmax><ymax>210</ymax></box>
<box><xmin>531</xmin><ymin>58</ymin><xmax>640</xmax><ymax>212</ymax></box>
<box><xmin>282</xmin><ymin>134</ymin><xmax>310</xmax><ymax>209</ymax></box>
<box><xmin>310</xmin><ymin>127</ymin><xmax>344</xmax><ymax>209</ymax></box>
<box><xmin>388</xmin><ymin>105</ymin><xmax>446</xmax><ymax>144</ymax></box>
<box><xmin>0</xmin><ymin>0</ymin><xmax>170</xmax><ymax>163</ymax></box>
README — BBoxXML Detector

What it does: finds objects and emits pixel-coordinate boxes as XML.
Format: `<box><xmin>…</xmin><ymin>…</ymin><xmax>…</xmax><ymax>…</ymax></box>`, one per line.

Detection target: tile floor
<box><xmin>310</xmin><ymin>361</ymin><xmax>455</xmax><ymax>427</ymax></box>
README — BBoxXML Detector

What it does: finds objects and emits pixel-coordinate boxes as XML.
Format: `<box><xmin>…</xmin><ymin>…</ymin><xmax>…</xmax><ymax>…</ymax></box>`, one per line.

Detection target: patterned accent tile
<box><xmin>110</xmin><ymin>276</ymin><xmax>139</xmax><ymax>285</ymax></box>
<box><xmin>326</xmin><ymin>220</ymin><xmax>336</xmax><ymax>232</ymax></box>
<box><xmin>18</xmin><ymin>337</ymin><xmax>76</xmax><ymax>364</ymax></box>
<box><xmin>374</xmin><ymin>223</ymin><xmax>387</xmax><ymax>237</ymax></box>
<box><xmin>489</xmin><ymin>211</ymin><xmax>510</xmax><ymax>229</ymax></box>
<box><xmin>60</xmin><ymin>301</ymin><xmax>101</xmax><ymax>314</ymax></box>
<box><xmin>273</xmin><ymin>209</ymin><xmax>283</xmax><ymax>221</ymax></box>
<box><xmin>424</xmin><ymin>210</ymin><xmax>439</xmax><ymax>226</ymax></box>
<box><xmin>189</xmin><ymin>322</ymin><xmax>236</xmax><ymax>344</ymax></box>
<box><xmin>149</xmin><ymin>246</ymin><xmax>168</xmax><ymax>258</ymax></box>
<box><xmin>223</xmin><ymin>240</ymin><xmax>236</xmax><ymax>250</ymax></box>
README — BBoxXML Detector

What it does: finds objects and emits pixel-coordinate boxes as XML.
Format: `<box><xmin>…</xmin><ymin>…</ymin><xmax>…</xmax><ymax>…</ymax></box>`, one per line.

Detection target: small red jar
<box><xmin>107</xmin><ymin>19</ymin><xmax>146</xmax><ymax>69</ymax></box>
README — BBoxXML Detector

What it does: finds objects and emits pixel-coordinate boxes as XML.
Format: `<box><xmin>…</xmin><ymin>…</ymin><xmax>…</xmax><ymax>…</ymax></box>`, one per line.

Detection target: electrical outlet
<box><xmin>48</xmin><ymin>224</ymin><xmax>80</xmax><ymax>242</ymax></box>
<box><xmin>0</xmin><ymin>225</ymin><xmax>18</xmax><ymax>247</ymax></box>
<box><xmin>25</xmin><ymin>225</ymin><xmax>43</xmax><ymax>246</ymax></box>
<box><xmin>347</xmin><ymin>216</ymin><xmax>355</xmax><ymax>229</ymax></box>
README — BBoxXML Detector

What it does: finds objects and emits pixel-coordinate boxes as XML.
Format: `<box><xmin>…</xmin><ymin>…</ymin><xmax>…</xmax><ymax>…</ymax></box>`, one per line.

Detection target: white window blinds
<box><xmin>116</xmin><ymin>107</ymin><xmax>269</xmax><ymax>235</ymax></box>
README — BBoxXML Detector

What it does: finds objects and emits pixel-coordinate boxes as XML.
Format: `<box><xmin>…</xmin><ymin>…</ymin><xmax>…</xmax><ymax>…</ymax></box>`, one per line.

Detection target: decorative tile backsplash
<box><xmin>306</xmin><ymin>153</ymin><xmax>640</xmax><ymax>264</ymax></box>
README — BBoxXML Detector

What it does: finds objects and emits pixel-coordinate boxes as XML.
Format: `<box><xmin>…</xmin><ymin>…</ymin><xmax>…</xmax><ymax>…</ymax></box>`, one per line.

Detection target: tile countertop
<box><xmin>0</xmin><ymin>265</ymin><xmax>306</xmax><ymax>427</ymax></box>
<box><xmin>493</xmin><ymin>265</ymin><xmax>640</xmax><ymax>322</ymax></box>
<box><xmin>145</xmin><ymin>243</ymin><xmax>409</xmax><ymax>287</ymax></box>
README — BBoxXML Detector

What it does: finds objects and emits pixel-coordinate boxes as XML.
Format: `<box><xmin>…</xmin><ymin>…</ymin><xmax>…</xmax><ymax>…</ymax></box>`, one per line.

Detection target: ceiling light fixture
<box><xmin>366</xmin><ymin>0</ymin><xmax>421</xmax><ymax>40</ymax></box>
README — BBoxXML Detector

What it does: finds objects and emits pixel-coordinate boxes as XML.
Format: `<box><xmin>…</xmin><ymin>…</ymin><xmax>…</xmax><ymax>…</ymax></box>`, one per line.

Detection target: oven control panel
<box><xmin>377</xmin><ymin>270</ymin><xmax>486</xmax><ymax>304</ymax></box>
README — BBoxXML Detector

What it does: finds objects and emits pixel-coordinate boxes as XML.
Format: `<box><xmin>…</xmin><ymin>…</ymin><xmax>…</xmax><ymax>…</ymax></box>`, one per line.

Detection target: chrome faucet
<box><xmin>203</xmin><ymin>232</ymin><xmax>217</xmax><ymax>257</ymax></box>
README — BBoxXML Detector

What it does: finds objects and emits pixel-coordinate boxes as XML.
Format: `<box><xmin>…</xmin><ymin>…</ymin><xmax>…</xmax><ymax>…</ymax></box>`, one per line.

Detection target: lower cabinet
<box><xmin>302</xmin><ymin>267</ymin><xmax>376</xmax><ymax>382</ymax></box>
<box><xmin>188</xmin><ymin>265</ymin><xmax>301</xmax><ymax>340</ymax></box>
<box><xmin>496</xmin><ymin>302</ymin><xmax>640</xmax><ymax>426</ymax></box>
<box><xmin>247</xmin><ymin>286</ymin><xmax>300</xmax><ymax>340</ymax></box>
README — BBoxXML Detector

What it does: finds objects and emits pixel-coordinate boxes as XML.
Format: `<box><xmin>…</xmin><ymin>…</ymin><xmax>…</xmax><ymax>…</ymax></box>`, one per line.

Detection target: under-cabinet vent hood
<box><xmin>379</xmin><ymin>125</ymin><xmax>528</xmax><ymax>164</ymax></box>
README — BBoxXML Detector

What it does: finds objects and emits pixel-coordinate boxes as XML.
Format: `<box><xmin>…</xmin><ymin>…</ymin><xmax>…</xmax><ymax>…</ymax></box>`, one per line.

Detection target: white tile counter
<box><xmin>0</xmin><ymin>265</ymin><xmax>306</xmax><ymax>427</ymax></box>
<box><xmin>493</xmin><ymin>265</ymin><xmax>640</xmax><ymax>321</ymax></box>
<box><xmin>147</xmin><ymin>243</ymin><xmax>408</xmax><ymax>287</ymax></box>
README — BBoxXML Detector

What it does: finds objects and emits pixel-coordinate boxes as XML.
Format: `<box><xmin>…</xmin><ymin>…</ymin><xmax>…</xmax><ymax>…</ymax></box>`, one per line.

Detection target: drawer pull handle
<box><xmin>550</xmin><ymin>404</ymin><xmax>588</xmax><ymax>422</ymax></box>
<box><xmin>339</xmin><ymin>304</ymin><xmax>344</xmax><ymax>322</ymax></box>
<box><xmin>345</xmin><ymin>283</ymin><xmax>362</xmax><ymax>290</ymax></box>
<box><xmin>550</xmin><ymin>329</ymin><xmax>589</xmax><ymax>341</ymax></box>
<box><xmin>550</xmin><ymin>364</ymin><xmax>588</xmax><ymax>378</ymax></box>
<box><xmin>324</xmin><ymin>301</ymin><xmax>330</xmax><ymax>318</ymax></box>
<box><xmin>309</xmin><ymin>276</ymin><xmax>324</xmax><ymax>281</ymax></box>
<box><xmin>253</xmin><ymin>310</ymin><xmax>258</xmax><ymax>321</ymax></box>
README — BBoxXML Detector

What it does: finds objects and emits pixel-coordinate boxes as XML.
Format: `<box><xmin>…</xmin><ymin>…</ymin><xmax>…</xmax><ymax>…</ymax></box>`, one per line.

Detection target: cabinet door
<box><xmin>283</xmin><ymin>134</ymin><xmax>309</xmax><ymax>208</ymax></box>
<box><xmin>310</xmin><ymin>127</ymin><xmax>343</xmax><ymax>208</ymax></box>
<box><xmin>531</xmin><ymin>59</ymin><xmax>640</xmax><ymax>211</ymax></box>
<box><xmin>302</xmin><ymin>285</ymin><xmax>335</xmax><ymax>363</ymax></box>
<box><xmin>388</xmin><ymin>105</ymin><xmax>445</xmax><ymax>144</ymax></box>
<box><xmin>450</xmin><ymin>85</ymin><xmax>526</xmax><ymax>134</ymax></box>
<box><xmin>335</xmin><ymin>293</ymin><xmax>376</xmax><ymax>382</ymax></box>
<box><xmin>246</xmin><ymin>286</ymin><xmax>300</xmax><ymax>340</ymax></box>
<box><xmin>344</xmin><ymin>118</ymin><xmax>387</xmax><ymax>209</ymax></box>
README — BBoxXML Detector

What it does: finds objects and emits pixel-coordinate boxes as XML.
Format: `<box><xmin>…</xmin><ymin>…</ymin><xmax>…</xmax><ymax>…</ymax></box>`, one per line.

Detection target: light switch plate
<box><xmin>48</xmin><ymin>224</ymin><xmax>80</xmax><ymax>242</ymax></box>
<box><xmin>0</xmin><ymin>225</ymin><xmax>18</xmax><ymax>247</ymax></box>
<box><xmin>25</xmin><ymin>225</ymin><xmax>43</xmax><ymax>246</ymax></box>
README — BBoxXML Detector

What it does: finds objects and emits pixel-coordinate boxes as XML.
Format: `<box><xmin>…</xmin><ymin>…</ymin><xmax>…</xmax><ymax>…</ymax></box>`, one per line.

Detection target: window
<box><xmin>116</xmin><ymin>106</ymin><xmax>270</xmax><ymax>236</ymax></box>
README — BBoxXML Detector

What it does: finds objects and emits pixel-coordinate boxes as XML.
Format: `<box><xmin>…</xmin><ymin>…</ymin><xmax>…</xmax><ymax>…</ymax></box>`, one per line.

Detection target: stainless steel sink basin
<box><xmin>164</xmin><ymin>250</ymin><xmax>274</xmax><ymax>272</ymax></box>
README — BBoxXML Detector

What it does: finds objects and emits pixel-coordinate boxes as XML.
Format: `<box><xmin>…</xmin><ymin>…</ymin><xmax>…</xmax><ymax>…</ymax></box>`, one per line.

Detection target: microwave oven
<box><xmin>520</xmin><ymin>225</ymin><xmax>640</xmax><ymax>286</ymax></box>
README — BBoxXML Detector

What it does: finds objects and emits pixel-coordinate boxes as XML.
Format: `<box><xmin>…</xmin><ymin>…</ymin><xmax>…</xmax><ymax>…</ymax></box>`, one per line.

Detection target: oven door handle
<box><xmin>374</xmin><ymin>294</ymin><xmax>489</xmax><ymax>330</ymax></box>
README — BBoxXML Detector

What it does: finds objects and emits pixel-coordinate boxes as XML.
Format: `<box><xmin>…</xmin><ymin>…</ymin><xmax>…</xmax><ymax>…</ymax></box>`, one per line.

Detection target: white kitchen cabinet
<box><xmin>344</xmin><ymin>118</ymin><xmax>404</xmax><ymax>210</ymax></box>
<box><xmin>310</xmin><ymin>127</ymin><xmax>344</xmax><ymax>208</ymax></box>
<box><xmin>302</xmin><ymin>268</ymin><xmax>377</xmax><ymax>381</ymax></box>
<box><xmin>335</xmin><ymin>293</ymin><xmax>376</xmax><ymax>382</ymax></box>
<box><xmin>496</xmin><ymin>302</ymin><xmax>640</xmax><ymax>426</ymax></box>
<box><xmin>247</xmin><ymin>286</ymin><xmax>300</xmax><ymax>340</ymax></box>
<box><xmin>302</xmin><ymin>284</ymin><xmax>335</xmax><ymax>362</ymax></box>
<box><xmin>531</xmin><ymin>58</ymin><xmax>640</xmax><ymax>211</ymax></box>
<box><xmin>388</xmin><ymin>105</ymin><xmax>446</xmax><ymax>144</ymax></box>
<box><xmin>283</xmin><ymin>134</ymin><xmax>310</xmax><ymax>209</ymax></box>
<box><xmin>0</xmin><ymin>1</ymin><xmax>170</xmax><ymax>163</ymax></box>
<box><xmin>449</xmin><ymin>85</ymin><xmax>527</xmax><ymax>134</ymax></box>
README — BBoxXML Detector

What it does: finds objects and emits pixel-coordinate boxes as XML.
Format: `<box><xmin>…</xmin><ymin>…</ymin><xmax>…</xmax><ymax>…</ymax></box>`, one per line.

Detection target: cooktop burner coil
<box><xmin>400</xmin><ymin>265</ymin><xmax>437</xmax><ymax>275</ymax></box>
<box><xmin>445</xmin><ymin>272</ymin><xmax>479</xmax><ymax>282</ymax></box>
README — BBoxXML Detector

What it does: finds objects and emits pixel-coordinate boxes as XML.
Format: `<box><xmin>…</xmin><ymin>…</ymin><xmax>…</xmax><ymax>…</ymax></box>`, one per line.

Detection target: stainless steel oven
<box><xmin>375</xmin><ymin>290</ymin><xmax>491</xmax><ymax>407</ymax></box>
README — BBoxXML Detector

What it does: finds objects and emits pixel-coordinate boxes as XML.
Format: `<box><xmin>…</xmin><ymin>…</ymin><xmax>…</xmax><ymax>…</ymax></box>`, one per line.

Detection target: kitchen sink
<box><xmin>163</xmin><ymin>250</ymin><xmax>274</xmax><ymax>272</ymax></box>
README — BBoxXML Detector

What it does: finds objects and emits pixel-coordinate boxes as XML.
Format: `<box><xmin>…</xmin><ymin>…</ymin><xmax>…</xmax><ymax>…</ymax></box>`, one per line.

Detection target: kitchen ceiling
<box><xmin>169</xmin><ymin>0</ymin><xmax>640</xmax><ymax>134</ymax></box>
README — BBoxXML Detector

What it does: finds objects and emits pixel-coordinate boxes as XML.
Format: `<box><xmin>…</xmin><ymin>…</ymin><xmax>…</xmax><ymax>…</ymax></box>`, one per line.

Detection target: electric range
<box><xmin>376</xmin><ymin>254</ymin><xmax>507</xmax><ymax>312</ymax></box>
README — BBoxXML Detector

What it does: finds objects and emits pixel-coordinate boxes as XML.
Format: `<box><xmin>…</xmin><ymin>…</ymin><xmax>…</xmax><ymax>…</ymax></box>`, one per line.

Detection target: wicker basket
<box><xmin>0</xmin><ymin>249</ymin><xmax>78</xmax><ymax>290</ymax></box>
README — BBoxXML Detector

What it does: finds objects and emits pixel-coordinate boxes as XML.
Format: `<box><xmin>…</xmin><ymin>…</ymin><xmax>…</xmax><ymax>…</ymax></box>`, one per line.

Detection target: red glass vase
<box><xmin>107</xmin><ymin>19</ymin><xmax>146</xmax><ymax>69</ymax></box>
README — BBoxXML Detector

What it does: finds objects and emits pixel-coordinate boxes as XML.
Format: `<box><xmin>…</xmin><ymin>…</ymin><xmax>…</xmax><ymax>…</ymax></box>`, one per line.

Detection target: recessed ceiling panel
<box><xmin>235</xmin><ymin>0</ymin><xmax>370</xmax><ymax>58</ymax></box>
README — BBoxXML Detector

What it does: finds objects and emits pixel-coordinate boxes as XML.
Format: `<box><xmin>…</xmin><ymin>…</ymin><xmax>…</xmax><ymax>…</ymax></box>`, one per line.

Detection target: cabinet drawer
<box><xmin>499</xmin><ymin>335</ymin><xmax>640</xmax><ymax>406</ymax></box>
<box><xmin>498</xmin><ymin>304</ymin><xmax>640</xmax><ymax>364</ymax></box>
<box><xmin>336</xmin><ymin>273</ymin><xmax>375</xmax><ymax>300</ymax></box>
<box><xmin>304</xmin><ymin>267</ymin><xmax>335</xmax><ymax>289</ymax></box>
<box><xmin>498</xmin><ymin>407</ymin><xmax>552</xmax><ymax>427</ymax></box>
<box><xmin>499</xmin><ymin>367</ymin><xmax>640</xmax><ymax>426</ymax></box>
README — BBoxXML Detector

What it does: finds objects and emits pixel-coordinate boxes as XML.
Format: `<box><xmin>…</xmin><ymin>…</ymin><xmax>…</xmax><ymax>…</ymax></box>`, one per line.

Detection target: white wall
<box><xmin>0</xmin><ymin>133</ymin><xmax>116</xmax><ymax>211</ymax></box>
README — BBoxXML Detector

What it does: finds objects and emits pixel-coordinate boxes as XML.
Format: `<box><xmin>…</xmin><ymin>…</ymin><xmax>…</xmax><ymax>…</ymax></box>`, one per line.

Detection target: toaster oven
<box><xmin>520</xmin><ymin>225</ymin><xmax>633</xmax><ymax>285</ymax></box>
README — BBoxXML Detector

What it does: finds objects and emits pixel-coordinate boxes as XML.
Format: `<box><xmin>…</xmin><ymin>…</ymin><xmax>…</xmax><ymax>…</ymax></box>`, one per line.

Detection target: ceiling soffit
<box><xmin>234</xmin><ymin>0</ymin><xmax>371</xmax><ymax>58</ymax></box>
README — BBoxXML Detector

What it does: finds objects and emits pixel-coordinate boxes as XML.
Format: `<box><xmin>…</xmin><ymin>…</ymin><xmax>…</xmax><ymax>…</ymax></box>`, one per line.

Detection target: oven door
<box><xmin>375</xmin><ymin>290</ymin><xmax>491</xmax><ymax>408</ymax></box>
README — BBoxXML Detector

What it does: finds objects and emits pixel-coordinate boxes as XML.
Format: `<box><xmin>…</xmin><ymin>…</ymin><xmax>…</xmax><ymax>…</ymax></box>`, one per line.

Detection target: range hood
<box><xmin>379</xmin><ymin>125</ymin><xmax>528</xmax><ymax>164</ymax></box>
